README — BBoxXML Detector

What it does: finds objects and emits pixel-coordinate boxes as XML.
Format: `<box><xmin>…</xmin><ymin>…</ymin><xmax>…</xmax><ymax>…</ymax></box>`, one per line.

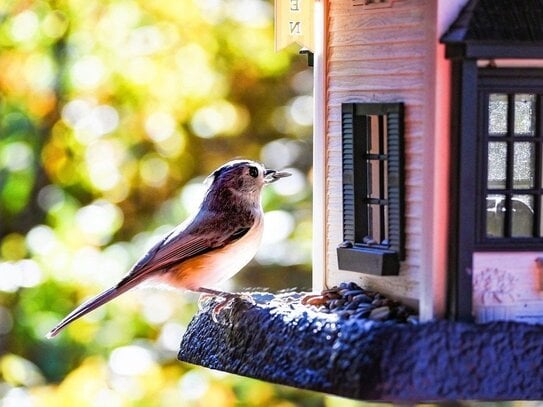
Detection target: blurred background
<box><xmin>0</xmin><ymin>0</ymin><xmax>327</xmax><ymax>405</ymax></box>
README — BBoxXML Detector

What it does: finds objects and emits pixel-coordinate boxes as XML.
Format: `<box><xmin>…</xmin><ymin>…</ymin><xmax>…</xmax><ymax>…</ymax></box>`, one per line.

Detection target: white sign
<box><xmin>274</xmin><ymin>0</ymin><xmax>314</xmax><ymax>52</ymax></box>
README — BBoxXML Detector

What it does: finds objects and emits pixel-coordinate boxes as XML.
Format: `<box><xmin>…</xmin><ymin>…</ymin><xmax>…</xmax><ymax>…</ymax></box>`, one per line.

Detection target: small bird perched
<box><xmin>46</xmin><ymin>160</ymin><xmax>291</xmax><ymax>338</ymax></box>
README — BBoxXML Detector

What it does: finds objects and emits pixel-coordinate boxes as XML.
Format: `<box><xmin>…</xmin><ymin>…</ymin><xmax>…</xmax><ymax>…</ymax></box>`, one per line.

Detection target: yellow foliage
<box><xmin>0</xmin><ymin>354</ymin><xmax>45</xmax><ymax>387</ymax></box>
<box><xmin>54</xmin><ymin>357</ymin><xmax>110</xmax><ymax>406</ymax></box>
<box><xmin>1</xmin><ymin>233</ymin><xmax>27</xmax><ymax>261</ymax></box>
<box><xmin>0</xmin><ymin>0</ymin><xmax>315</xmax><ymax>405</ymax></box>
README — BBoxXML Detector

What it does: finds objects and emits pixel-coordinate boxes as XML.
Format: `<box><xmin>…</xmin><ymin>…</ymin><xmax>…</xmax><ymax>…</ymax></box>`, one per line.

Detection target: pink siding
<box><xmin>324</xmin><ymin>0</ymin><xmax>435</xmax><ymax>304</ymax></box>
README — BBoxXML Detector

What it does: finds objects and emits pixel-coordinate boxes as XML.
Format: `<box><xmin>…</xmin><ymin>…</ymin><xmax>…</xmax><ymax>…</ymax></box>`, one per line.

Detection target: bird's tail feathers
<box><xmin>46</xmin><ymin>275</ymin><xmax>145</xmax><ymax>339</ymax></box>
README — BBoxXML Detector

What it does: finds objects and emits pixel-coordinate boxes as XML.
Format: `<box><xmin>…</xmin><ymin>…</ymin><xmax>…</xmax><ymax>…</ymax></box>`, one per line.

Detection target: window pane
<box><xmin>514</xmin><ymin>94</ymin><xmax>536</xmax><ymax>136</ymax></box>
<box><xmin>382</xmin><ymin>159</ymin><xmax>388</xmax><ymax>200</ymax></box>
<box><xmin>487</xmin><ymin>142</ymin><xmax>507</xmax><ymax>189</ymax></box>
<box><xmin>368</xmin><ymin>115</ymin><xmax>380</xmax><ymax>154</ymax></box>
<box><xmin>488</xmin><ymin>94</ymin><xmax>508</xmax><ymax>135</ymax></box>
<box><xmin>486</xmin><ymin>194</ymin><xmax>505</xmax><ymax>237</ymax></box>
<box><xmin>513</xmin><ymin>142</ymin><xmax>535</xmax><ymax>189</ymax></box>
<box><xmin>382</xmin><ymin>115</ymin><xmax>388</xmax><ymax>155</ymax></box>
<box><xmin>382</xmin><ymin>202</ymin><xmax>388</xmax><ymax>245</ymax></box>
<box><xmin>512</xmin><ymin>194</ymin><xmax>534</xmax><ymax>237</ymax></box>
<box><xmin>367</xmin><ymin>204</ymin><xmax>382</xmax><ymax>244</ymax></box>
<box><xmin>367</xmin><ymin>159</ymin><xmax>379</xmax><ymax>199</ymax></box>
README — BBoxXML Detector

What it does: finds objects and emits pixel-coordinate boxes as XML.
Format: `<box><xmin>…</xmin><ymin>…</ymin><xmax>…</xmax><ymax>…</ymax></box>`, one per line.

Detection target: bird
<box><xmin>46</xmin><ymin>159</ymin><xmax>291</xmax><ymax>338</ymax></box>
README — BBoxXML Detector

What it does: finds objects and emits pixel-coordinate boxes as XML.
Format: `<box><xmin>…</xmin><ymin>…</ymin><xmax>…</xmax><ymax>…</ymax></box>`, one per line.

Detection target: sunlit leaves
<box><xmin>0</xmin><ymin>170</ymin><xmax>34</xmax><ymax>214</ymax></box>
<box><xmin>0</xmin><ymin>138</ymin><xmax>36</xmax><ymax>216</ymax></box>
<box><xmin>191</xmin><ymin>100</ymin><xmax>249</xmax><ymax>139</ymax></box>
<box><xmin>0</xmin><ymin>0</ymin><xmax>318</xmax><ymax>404</ymax></box>
<box><xmin>1</xmin><ymin>354</ymin><xmax>45</xmax><ymax>387</ymax></box>
<box><xmin>0</xmin><ymin>233</ymin><xmax>27</xmax><ymax>261</ymax></box>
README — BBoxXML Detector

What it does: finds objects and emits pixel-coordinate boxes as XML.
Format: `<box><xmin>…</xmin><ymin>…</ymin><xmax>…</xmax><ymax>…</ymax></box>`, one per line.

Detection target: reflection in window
<box><xmin>486</xmin><ymin>194</ymin><xmax>505</xmax><ymax>237</ymax></box>
<box><xmin>513</xmin><ymin>142</ymin><xmax>534</xmax><ymax>189</ymax></box>
<box><xmin>514</xmin><ymin>94</ymin><xmax>536</xmax><ymax>136</ymax></box>
<box><xmin>512</xmin><ymin>195</ymin><xmax>533</xmax><ymax>237</ymax></box>
<box><xmin>488</xmin><ymin>94</ymin><xmax>508</xmax><ymax>135</ymax></box>
<box><xmin>485</xmin><ymin>93</ymin><xmax>540</xmax><ymax>239</ymax></box>
<box><xmin>487</xmin><ymin>142</ymin><xmax>507</xmax><ymax>189</ymax></box>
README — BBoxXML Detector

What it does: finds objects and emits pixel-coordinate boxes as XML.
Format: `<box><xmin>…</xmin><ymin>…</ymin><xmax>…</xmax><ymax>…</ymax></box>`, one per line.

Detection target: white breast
<box><xmin>207</xmin><ymin>216</ymin><xmax>264</xmax><ymax>283</ymax></box>
<box><xmin>165</xmin><ymin>214</ymin><xmax>264</xmax><ymax>290</ymax></box>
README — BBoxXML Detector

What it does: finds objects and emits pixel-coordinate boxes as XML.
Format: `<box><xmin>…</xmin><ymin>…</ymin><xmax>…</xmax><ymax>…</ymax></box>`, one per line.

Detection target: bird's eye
<box><xmin>248</xmin><ymin>166</ymin><xmax>259</xmax><ymax>178</ymax></box>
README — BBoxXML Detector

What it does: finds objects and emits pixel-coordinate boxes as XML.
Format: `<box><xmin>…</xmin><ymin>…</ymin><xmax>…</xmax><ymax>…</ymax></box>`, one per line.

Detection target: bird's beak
<box><xmin>264</xmin><ymin>169</ymin><xmax>291</xmax><ymax>184</ymax></box>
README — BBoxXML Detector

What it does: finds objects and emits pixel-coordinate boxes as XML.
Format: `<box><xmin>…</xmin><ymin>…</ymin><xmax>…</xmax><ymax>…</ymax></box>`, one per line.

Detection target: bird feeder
<box><xmin>179</xmin><ymin>0</ymin><xmax>543</xmax><ymax>400</ymax></box>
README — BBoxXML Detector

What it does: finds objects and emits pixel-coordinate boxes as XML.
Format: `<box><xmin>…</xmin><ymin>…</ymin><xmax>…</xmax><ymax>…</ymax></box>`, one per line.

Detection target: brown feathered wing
<box><xmin>46</xmin><ymin>211</ymin><xmax>253</xmax><ymax>338</ymax></box>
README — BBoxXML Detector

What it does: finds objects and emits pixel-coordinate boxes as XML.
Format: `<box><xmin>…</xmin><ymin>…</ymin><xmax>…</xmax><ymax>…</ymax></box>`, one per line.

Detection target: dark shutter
<box><xmin>386</xmin><ymin>105</ymin><xmax>405</xmax><ymax>260</ymax></box>
<box><xmin>338</xmin><ymin>102</ymin><xmax>404</xmax><ymax>275</ymax></box>
<box><xmin>342</xmin><ymin>104</ymin><xmax>368</xmax><ymax>244</ymax></box>
<box><xmin>341</xmin><ymin>104</ymin><xmax>356</xmax><ymax>243</ymax></box>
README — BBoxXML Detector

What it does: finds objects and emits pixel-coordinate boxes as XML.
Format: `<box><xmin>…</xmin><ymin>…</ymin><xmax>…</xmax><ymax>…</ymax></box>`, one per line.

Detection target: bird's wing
<box><xmin>117</xmin><ymin>210</ymin><xmax>255</xmax><ymax>286</ymax></box>
<box><xmin>46</xmin><ymin>211</ymin><xmax>255</xmax><ymax>338</ymax></box>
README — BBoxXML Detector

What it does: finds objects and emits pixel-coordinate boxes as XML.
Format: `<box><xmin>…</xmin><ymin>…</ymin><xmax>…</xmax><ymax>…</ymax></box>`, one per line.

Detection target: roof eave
<box><xmin>444</xmin><ymin>41</ymin><xmax>543</xmax><ymax>60</ymax></box>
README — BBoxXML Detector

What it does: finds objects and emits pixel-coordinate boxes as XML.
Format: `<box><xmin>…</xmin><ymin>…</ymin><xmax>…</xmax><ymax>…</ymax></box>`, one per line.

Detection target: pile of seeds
<box><xmin>302</xmin><ymin>282</ymin><xmax>418</xmax><ymax>324</ymax></box>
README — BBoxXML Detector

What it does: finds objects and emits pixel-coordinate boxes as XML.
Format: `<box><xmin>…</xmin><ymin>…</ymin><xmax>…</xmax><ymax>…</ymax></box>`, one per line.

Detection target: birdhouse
<box><xmin>311</xmin><ymin>0</ymin><xmax>543</xmax><ymax>324</ymax></box>
<box><xmin>179</xmin><ymin>0</ymin><xmax>543</xmax><ymax>400</ymax></box>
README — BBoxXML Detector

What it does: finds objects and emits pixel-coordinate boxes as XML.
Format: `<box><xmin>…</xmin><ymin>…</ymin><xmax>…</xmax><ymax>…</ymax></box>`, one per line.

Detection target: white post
<box><xmin>312</xmin><ymin>0</ymin><xmax>327</xmax><ymax>292</ymax></box>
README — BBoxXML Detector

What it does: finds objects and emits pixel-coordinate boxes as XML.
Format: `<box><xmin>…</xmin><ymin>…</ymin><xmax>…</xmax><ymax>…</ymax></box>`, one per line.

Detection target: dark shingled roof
<box><xmin>441</xmin><ymin>0</ymin><xmax>543</xmax><ymax>58</ymax></box>
<box><xmin>443</xmin><ymin>0</ymin><xmax>543</xmax><ymax>43</ymax></box>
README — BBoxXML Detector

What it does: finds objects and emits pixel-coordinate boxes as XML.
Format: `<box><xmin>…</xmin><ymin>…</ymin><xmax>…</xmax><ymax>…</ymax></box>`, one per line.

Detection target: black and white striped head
<box><xmin>205</xmin><ymin>160</ymin><xmax>290</xmax><ymax>196</ymax></box>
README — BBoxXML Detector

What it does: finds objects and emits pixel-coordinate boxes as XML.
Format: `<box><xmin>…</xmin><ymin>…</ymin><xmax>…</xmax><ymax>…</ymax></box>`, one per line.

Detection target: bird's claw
<box><xmin>211</xmin><ymin>293</ymin><xmax>256</xmax><ymax>323</ymax></box>
<box><xmin>211</xmin><ymin>297</ymin><xmax>234</xmax><ymax>324</ymax></box>
<box><xmin>197</xmin><ymin>293</ymin><xmax>217</xmax><ymax>310</ymax></box>
<box><xmin>197</xmin><ymin>291</ymin><xmax>255</xmax><ymax>323</ymax></box>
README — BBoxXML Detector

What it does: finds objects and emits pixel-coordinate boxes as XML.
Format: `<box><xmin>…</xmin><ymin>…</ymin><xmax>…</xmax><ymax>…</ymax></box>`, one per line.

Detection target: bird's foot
<box><xmin>197</xmin><ymin>293</ymin><xmax>216</xmax><ymax>310</ymax></box>
<box><xmin>210</xmin><ymin>294</ymin><xmax>238</xmax><ymax>323</ymax></box>
<box><xmin>196</xmin><ymin>288</ymin><xmax>255</xmax><ymax>323</ymax></box>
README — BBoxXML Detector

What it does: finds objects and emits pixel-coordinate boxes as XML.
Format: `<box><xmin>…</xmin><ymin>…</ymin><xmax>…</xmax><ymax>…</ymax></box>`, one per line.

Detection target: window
<box><xmin>483</xmin><ymin>92</ymin><xmax>543</xmax><ymax>241</ymax></box>
<box><xmin>338</xmin><ymin>103</ymin><xmax>405</xmax><ymax>275</ymax></box>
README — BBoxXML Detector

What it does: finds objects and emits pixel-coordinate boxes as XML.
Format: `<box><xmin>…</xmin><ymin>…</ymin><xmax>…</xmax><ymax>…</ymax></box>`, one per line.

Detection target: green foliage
<box><xmin>0</xmin><ymin>0</ymin><xmax>324</xmax><ymax>405</ymax></box>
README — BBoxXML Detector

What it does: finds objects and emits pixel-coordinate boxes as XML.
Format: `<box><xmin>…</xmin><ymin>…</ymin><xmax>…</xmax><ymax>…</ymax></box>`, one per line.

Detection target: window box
<box><xmin>337</xmin><ymin>245</ymin><xmax>399</xmax><ymax>276</ymax></box>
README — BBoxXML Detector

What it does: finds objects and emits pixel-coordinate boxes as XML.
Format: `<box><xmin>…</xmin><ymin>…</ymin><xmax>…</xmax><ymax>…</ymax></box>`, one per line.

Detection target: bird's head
<box><xmin>205</xmin><ymin>160</ymin><xmax>291</xmax><ymax>203</ymax></box>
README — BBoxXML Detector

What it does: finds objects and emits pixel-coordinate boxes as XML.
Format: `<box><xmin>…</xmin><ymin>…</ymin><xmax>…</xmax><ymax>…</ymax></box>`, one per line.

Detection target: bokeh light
<box><xmin>178</xmin><ymin>369</ymin><xmax>209</xmax><ymax>401</ymax></box>
<box><xmin>158</xmin><ymin>322</ymin><xmax>186</xmax><ymax>352</ymax></box>
<box><xmin>0</xmin><ymin>260</ymin><xmax>43</xmax><ymax>293</ymax></box>
<box><xmin>62</xmin><ymin>100</ymin><xmax>120</xmax><ymax>143</ymax></box>
<box><xmin>0</xmin><ymin>142</ymin><xmax>33</xmax><ymax>172</ymax></box>
<box><xmin>109</xmin><ymin>345</ymin><xmax>156</xmax><ymax>376</ymax></box>
<box><xmin>191</xmin><ymin>101</ymin><xmax>248</xmax><ymax>139</ymax></box>
<box><xmin>70</xmin><ymin>56</ymin><xmax>107</xmax><ymax>89</ymax></box>
<box><xmin>270</xmin><ymin>167</ymin><xmax>307</xmax><ymax>197</ymax></box>
<box><xmin>9</xmin><ymin>10</ymin><xmax>39</xmax><ymax>43</ymax></box>
<box><xmin>0</xmin><ymin>0</ymin><xmax>319</xmax><ymax>405</ymax></box>
<box><xmin>145</xmin><ymin>112</ymin><xmax>176</xmax><ymax>142</ymax></box>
